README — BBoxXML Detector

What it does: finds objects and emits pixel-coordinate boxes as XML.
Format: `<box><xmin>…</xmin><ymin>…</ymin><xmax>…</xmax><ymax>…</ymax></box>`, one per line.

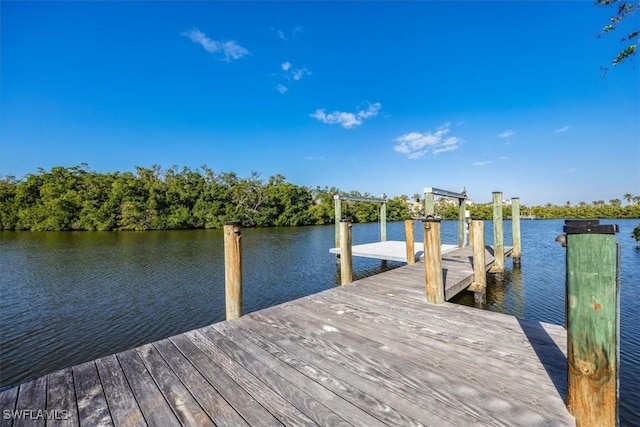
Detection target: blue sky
<box><xmin>1</xmin><ymin>1</ymin><xmax>638</xmax><ymax>205</ymax></box>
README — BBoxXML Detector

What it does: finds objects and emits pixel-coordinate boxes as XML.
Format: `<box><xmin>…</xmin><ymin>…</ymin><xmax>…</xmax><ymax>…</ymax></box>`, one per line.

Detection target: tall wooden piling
<box><xmin>564</xmin><ymin>220</ymin><xmax>619</xmax><ymax>427</ymax></box>
<box><xmin>423</xmin><ymin>219</ymin><xmax>444</xmax><ymax>304</ymax></box>
<box><xmin>334</xmin><ymin>195</ymin><xmax>342</xmax><ymax>248</ymax></box>
<box><xmin>380</xmin><ymin>201</ymin><xmax>387</xmax><ymax>242</ymax></box>
<box><xmin>491</xmin><ymin>191</ymin><xmax>505</xmax><ymax>273</ymax></box>
<box><xmin>458</xmin><ymin>198</ymin><xmax>466</xmax><ymax>248</ymax></box>
<box><xmin>223</xmin><ymin>221</ymin><xmax>242</xmax><ymax>320</ymax></box>
<box><xmin>511</xmin><ymin>197</ymin><xmax>521</xmax><ymax>264</ymax></box>
<box><xmin>405</xmin><ymin>220</ymin><xmax>415</xmax><ymax>265</ymax></box>
<box><xmin>469</xmin><ymin>220</ymin><xmax>486</xmax><ymax>304</ymax></box>
<box><xmin>339</xmin><ymin>220</ymin><xmax>353</xmax><ymax>285</ymax></box>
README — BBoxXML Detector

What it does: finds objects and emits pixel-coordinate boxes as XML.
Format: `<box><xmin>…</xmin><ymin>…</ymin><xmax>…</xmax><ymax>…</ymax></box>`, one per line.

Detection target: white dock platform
<box><xmin>329</xmin><ymin>241</ymin><xmax>459</xmax><ymax>262</ymax></box>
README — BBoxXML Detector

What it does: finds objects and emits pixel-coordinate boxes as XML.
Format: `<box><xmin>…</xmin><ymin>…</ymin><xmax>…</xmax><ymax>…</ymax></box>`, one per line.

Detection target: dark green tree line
<box><xmin>0</xmin><ymin>165</ymin><xmax>411</xmax><ymax>231</ymax></box>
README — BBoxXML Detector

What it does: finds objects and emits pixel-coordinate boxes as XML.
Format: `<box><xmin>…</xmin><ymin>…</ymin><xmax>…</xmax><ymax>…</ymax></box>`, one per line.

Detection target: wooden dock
<box><xmin>0</xmin><ymin>248</ymin><xmax>573</xmax><ymax>427</ymax></box>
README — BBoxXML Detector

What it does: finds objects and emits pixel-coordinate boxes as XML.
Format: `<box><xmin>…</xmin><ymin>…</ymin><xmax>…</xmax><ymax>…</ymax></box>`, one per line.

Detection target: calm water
<box><xmin>1</xmin><ymin>219</ymin><xmax>638</xmax><ymax>424</ymax></box>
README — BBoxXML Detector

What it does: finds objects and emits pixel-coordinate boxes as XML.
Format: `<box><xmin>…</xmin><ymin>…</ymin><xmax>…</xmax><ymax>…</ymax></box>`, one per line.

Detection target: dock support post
<box><xmin>423</xmin><ymin>219</ymin><xmax>444</xmax><ymax>304</ymax></box>
<box><xmin>469</xmin><ymin>220</ymin><xmax>486</xmax><ymax>304</ymax></box>
<box><xmin>511</xmin><ymin>197</ymin><xmax>521</xmax><ymax>264</ymax></box>
<box><xmin>563</xmin><ymin>220</ymin><xmax>619</xmax><ymax>427</ymax></box>
<box><xmin>380</xmin><ymin>200</ymin><xmax>387</xmax><ymax>242</ymax></box>
<box><xmin>490</xmin><ymin>191</ymin><xmax>505</xmax><ymax>273</ymax></box>
<box><xmin>224</xmin><ymin>221</ymin><xmax>242</xmax><ymax>320</ymax></box>
<box><xmin>339</xmin><ymin>220</ymin><xmax>353</xmax><ymax>285</ymax></box>
<box><xmin>405</xmin><ymin>220</ymin><xmax>415</xmax><ymax>265</ymax></box>
<box><xmin>424</xmin><ymin>191</ymin><xmax>435</xmax><ymax>217</ymax></box>
<box><xmin>458</xmin><ymin>196</ymin><xmax>466</xmax><ymax>247</ymax></box>
<box><xmin>334</xmin><ymin>195</ymin><xmax>342</xmax><ymax>249</ymax></box>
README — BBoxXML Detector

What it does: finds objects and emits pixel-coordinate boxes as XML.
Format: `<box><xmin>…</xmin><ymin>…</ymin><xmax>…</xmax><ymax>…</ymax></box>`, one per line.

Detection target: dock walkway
<box><xmin>0</xmin><ymin>249</ymin><xmax>572</xmax><ymax>426</ymax></box>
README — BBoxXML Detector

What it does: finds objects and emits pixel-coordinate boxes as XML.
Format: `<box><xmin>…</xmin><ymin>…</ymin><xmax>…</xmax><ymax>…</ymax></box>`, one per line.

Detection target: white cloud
<box><xmin>304</xmin><ymin>156</ymin><xmax>325</xmax><ymax>161</ymax></box>
<box><xmin>555</xmin><ymin>125</ymin><xmax>571</xmax><ymax>133</ymax></box>
<box><xmin>563</xmin><ymin>167</ymin><xmax>576</xmax><ymax>173</ymax></box>
<box><xmin>292</xmin><ymin>67</ymin><xmax>311</xmax><ymax>80</ymax></box>
<box><xmin>181</xmin><ymin>28</ymin><xmax>249</xmax><ymax>61</ymax></box>
<box><xmin>281</xmin><ymin>61</ymin><xmax>291</xmax><ymax>71</ymax></box>
<box><xmin>310</xmin><ymin>102</ymin><xmax>381</xmax><ymax>129</ymax></box>
<box><xmin>497</xmin><ymin>130</ymin><xmax>516</xmax><ymax>138</ymax></box>
<box><xmin>473</xmin><ymin>160</ymin><xmax>494</xmax><ymax>166</ymax></box>
<box><xmin>275</xmin><ymin>84</ymin><xmax>288</xmax><ymax>94</ymax></box>
<box><xmin>393</xmin><ymin>123</ymin><xmax>461</xmax><ymax>159</ymax></box>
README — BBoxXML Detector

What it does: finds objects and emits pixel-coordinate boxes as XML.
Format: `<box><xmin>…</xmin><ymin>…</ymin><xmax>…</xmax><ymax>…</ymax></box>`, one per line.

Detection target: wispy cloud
<box><xmin>304</xmin><ymin>156</ymin><xmax>325</xmax><ymax>161</ymax></box>
<box><xmin>275</xmin><ymin>84</ymin><xmax>288</xmax><ymax>94</ymax></box>
<box><xmin>555</xmin><ymin>125</ymin><xmax>571</xmax><ymax>133</ymax></box>
<box><xmin>272</xmin><ymin>25</ymin><xmax>302</xmax><ymax>40</ymax></box>
<box><xmin>181</xmin><ymin>28</ymin><xmax>249</xmax><ymax>61</ymax></box>
<box><xmin>280</xmin><ymin>61</ymin><xmax>311</xmax><ymax>81</ymax></box>
<box><xmin>393</xmin><ymin>123</ymin><xmax>462</xmax><ymax>159</ymax></box>
<box><xmin>497</xmin><ymin>130</ymin><xmax>516</xmax><ymax>138</ymax></box>
<box><xmin>310</xmin><ymin>102</ymin><xmax>381</xmax><ymax>129</ymax></box>
<box><xmin>292</xmin><ymin>67</ymin><xmax>311</xmax><ymax>80</ymax></box>
<box><xmin>473</xmin><ymin>160</ymin><xmax>494</xmax><ymax>166</ymax></box>
<box><xmin>563</xmin><ymin>167</ymin><xmax>576</xmax><ymax>173</ymax></box>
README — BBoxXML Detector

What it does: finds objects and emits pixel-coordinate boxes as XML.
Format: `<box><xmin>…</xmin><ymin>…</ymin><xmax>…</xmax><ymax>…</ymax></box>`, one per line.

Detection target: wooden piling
<box><xmin>424</xmin><ymin>192</ymin><xmax>435</xmax><ymax>217</ymax></box>
<box><xmin>334</xmin><ymin>195</ymin><xmax>342</xmax><ymax>249</ymax></box>
<box><xmin>490</xmin><ymin>191</ymin><xmax>504</xmax><ymax>273</ymax></box>
<box><xmin>511</xmin><ymin>197</ymin><xmax>521</xmax><ymax>264</ymax></box>
<box><xmin>458</xmin><ymin>197</ymin><xmax>466</xmax><ymax>247</ymax></box>
<box><xmin>469</xmin><ymin>220</ymin><xmax>486</xmax><ymax>304</ymax></box>
<box><xmin>564</xmin><ymin>220</ymin><xmax>619</xmax><ymax>427</ymax></box>
<box><xmin>423</xmin><ymin>219</ymin><xmax>444</xmax><ymax>304</ymax></box>
<box><xmin>380</xmin><ymin>201</ymin><xmax>387</xmax><ymax>242</ymax></box>
<box><xmin>405</xmin><ymin>220</ymin><xmax>415</xmax><ymax>265</ymax></box>
<box><xmin>339</xmin><ymin>220</ymin><xmax>353</xmax><ymax>285</ymax></box>
<box><xmin>223</xmin><ymin>221</ymin><xmax>242</xmax><ymax>320</ymax></box>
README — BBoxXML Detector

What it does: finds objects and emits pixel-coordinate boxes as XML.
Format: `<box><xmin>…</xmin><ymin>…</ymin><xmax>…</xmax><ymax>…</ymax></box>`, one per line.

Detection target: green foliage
<box><xmin>596</xmin><ymin>0</ymin><xmax>639</xmax><ymax>66</ymax></box>
<box><xmin>1</xmin><ymin>165</ymin><xmax>638</xmax><ymax>231</ymax></box>
<box><xmin>633</xmin><ymin>224</ymin><xmax>640</xmax><ymax>241</ymax></box>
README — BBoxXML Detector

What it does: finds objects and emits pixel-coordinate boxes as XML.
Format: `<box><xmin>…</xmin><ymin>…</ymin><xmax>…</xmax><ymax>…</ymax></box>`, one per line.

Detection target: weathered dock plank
<box><xmin>0</xmin><ymin>248</ymin><xmax>573</xmax><ymax>427</ymax></box>
<box><xmin>95</xmin><ymin>355</ymin><xmax>145</xmax><ymax>427</ymax></box>
<box><xmin>46</xmin><ymin>368</ymin><xmax>79</xmax><ymax>427</ymax></box>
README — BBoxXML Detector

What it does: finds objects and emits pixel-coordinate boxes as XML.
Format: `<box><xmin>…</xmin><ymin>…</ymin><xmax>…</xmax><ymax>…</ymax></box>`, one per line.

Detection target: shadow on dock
<box><xmin>517</xmin><ymin>317</ymin><xmax>568</xmax><ymax>402</ymax></box>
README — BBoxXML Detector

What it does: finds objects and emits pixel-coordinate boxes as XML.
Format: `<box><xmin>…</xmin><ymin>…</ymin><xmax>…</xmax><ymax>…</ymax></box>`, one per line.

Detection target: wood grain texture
<box><xmin>13</xmin><ymin>377</ymin><xmax>47</xmax><ymax>427</ymax></box>
<box><xmin>116</xmin><ymin>349</ymin><xmax>180</xmax><ymax>427</ymax></box>
<box><xmin>135</xmin><ymin>343</ymin><xmax>214</xmax><ymax>426</ymax></box>
<box><xmin>72</xmin><ymin>362</ymin><xmax>113</xmax><ymax>427</ymax></box>
<box><xmin>491</xmin><ymin>191</ymin><xmax>505</xmax><ymax>272</ymax></box>
<box><xmin>95</xmin><ymin>355</ymin><xmax>145</xmax><ymax>427</ymax></box>
<box><xmin>566</xmin><ymin>233</ymin><xmax>618</xmax><ymax>426</ymax></box>
<box><xmin>0</xmin><ymin>385</ymin><xmax>18</xmax><ymax>427</ymax></box>
<box><xmin>511</xmin><ymin>197</ymin><xmax>521</xmax><ymax>261</ymax></box>
<box><xmin>339</xmin><ymin>221</ymin><xmax>352</xmax><ymax>285</ymax></box>
<box><xmin>423</xmin><ymin>220</ymin><xmax>444</xmax><ymax>304</ymax></box>
<box><xmin>405</xmin><ymin>220</ymin><xmax>415</xmax><ymax>265</ymax></box>
<box><xmin>46</xmin><ymin>368</ymin><xmax>79</xmax><ymax>427</ymax></box>
<box><xmin>152</xmin><ymin>339</ymin><xmax>249</xmax><ymax>427</ymax></box>
<box><xmin>168</xmin><ymin>333</ymin><xmax>282</xmax><ymax>427</ymax></box>
<box><xmin>224</xmin><ymin>222</ymin><xmax>242</xmax><ymax>320</ymax></box>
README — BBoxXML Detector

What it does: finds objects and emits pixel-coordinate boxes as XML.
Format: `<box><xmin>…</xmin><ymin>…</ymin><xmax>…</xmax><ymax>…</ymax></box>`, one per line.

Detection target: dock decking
<box><xmin>0</xmin><ymin>248</ymin><xmax>572</xmax><ymax>427</ymax></box>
